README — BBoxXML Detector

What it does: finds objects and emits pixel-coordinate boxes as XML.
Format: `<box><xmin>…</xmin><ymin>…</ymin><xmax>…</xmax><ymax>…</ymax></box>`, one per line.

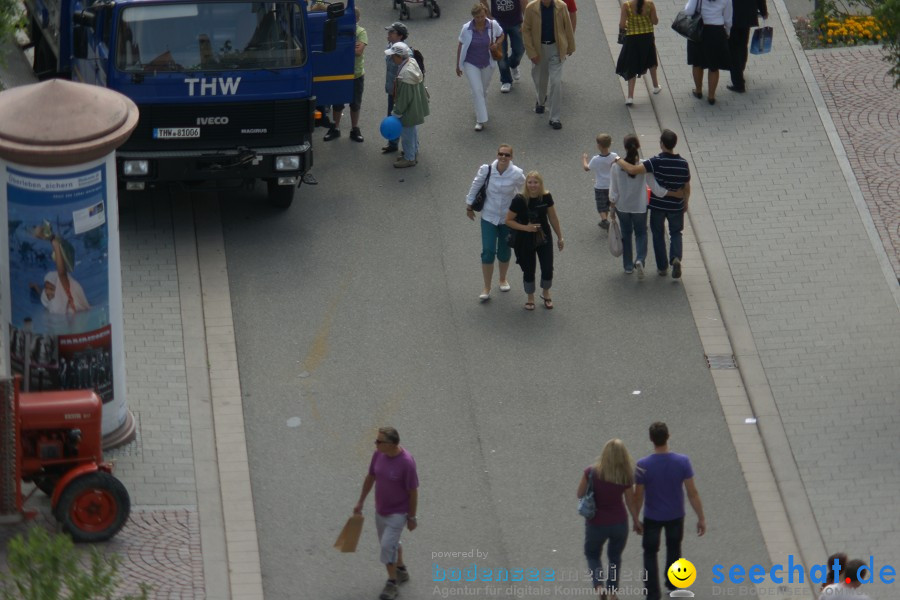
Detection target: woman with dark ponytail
<box><xmin>609</xmin><ymin>135</ymin><xmax>680</xmax><ymax>278</ymax></box>
<box><xmin>615</xmin><ymin>0</ymin><xmax>661</xmax><ymax>105</ymax></box>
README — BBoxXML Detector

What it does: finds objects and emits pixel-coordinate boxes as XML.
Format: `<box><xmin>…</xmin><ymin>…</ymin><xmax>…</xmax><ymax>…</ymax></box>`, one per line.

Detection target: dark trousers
<box><xmin>728</xmin><ymin>27</ymin><xmax>751</xmax><ymax>88</ymax></box>
<box><xmin>642</xmin><ymin>517</ymin><xmax>684</xmax><ymax>600</ymax></box>
<box><xmin>516</xmin><ymin>240</ymin><xmax>553</xmax><ymax>294</ymax></box>
<box><xmin>649</xmin><ymin>209</ymin><xmax>684</xmax><ymax>271</ymax></box>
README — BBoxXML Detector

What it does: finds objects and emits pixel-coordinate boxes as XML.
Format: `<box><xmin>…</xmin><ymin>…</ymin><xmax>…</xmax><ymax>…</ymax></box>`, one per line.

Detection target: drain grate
<box><xmin>706</xmin><ymin>354</ymin><xmax>737</xmax><ymax>369</ymax></box>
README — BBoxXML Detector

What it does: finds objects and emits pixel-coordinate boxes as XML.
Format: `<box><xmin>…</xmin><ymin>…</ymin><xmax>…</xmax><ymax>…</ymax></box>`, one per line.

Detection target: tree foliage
<box><xmin>874</xmin><ymin>0</ymin><xmax>900</xmax><ymax>86</ymax></box>
<box><xmin>0</xmin><ymin>528</ymin><xmax>150</xmax><ymax>600</ymax></box>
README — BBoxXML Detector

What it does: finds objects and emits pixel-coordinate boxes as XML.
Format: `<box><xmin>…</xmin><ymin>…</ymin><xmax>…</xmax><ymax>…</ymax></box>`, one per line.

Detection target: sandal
<box><xmin>524</xmin><ymin>302</ymin><xmax>535</xmax><ymax>311</ymax></box>
<box><xmin>540</xmin><ymin>295</ymin><xmax>554</xmax><ymax>310</ymax></box>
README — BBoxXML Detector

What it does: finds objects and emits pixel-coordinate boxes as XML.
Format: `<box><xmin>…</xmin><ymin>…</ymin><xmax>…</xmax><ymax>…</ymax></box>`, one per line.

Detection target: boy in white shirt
<box><xmin>582</xmin><ymin>133</ymin><xmax>619</xmax><ymax>229</ymax></box>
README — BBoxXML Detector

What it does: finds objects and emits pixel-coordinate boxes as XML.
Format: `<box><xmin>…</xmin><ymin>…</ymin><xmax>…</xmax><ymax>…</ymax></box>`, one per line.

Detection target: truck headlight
<box><xmin>275</xmin><ymin>155</ymin><xmax>300</xmax><ymax>171</ymax></box>
<box><xmin>122</xmin><ymin>160</ymin><xmax>149</xmax><ymax>176</ymax></box>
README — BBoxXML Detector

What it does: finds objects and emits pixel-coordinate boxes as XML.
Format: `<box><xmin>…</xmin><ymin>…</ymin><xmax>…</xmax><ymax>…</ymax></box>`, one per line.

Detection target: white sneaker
<box><xmin>625</xmin><ymin>97</ymin><xmax>634</xmax><ymax>106</ymax></box>
<box><xmin>652</xmin><ymin>86</ymin><xmax>662</xmax><ymax>94</ymax></box>
<box><xmin>635</xmin><ymin>260</ymin><xmax>645</xmax><ymax>279</ymax></box>
<box><xmin>474</xmin><ymin>122</ymin><xmax>484</xmax><ymax>131</ymax></box>
<box><xmin>512</xmin><ymin>67</ymin><xmax>520</xmax><ymax>80</ymax></box>
<box><xmin>500</xmin><ymin>83</ymin><xmax>512</xmax><ymax>93</ymax></box>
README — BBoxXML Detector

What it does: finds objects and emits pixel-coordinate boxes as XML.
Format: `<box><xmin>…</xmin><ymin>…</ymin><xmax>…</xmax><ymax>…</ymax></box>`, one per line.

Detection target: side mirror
<box><xmin>322</xmin><ymin>18</ymin><xmax>338</xmax><ymax>52</ymax></box>
<box><xmin>326</xmin><ymin>2</ymin><xmax>345</xmax><ymax>18</ymax></box>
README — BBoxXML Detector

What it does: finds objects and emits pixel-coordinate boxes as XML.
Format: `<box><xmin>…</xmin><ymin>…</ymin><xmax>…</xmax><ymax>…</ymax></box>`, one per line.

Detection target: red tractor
<box><xmin>1</xmin><ymin>377</ymin><xmax>130</xmax><ymax>542</ymax></box>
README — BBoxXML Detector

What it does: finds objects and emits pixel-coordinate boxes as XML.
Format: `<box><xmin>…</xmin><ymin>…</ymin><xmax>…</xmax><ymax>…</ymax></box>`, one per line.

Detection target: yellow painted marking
<box><xmin>313</xmin><ymin>74</ymin><xmax>355</xmax><ymax>82</ymax></box>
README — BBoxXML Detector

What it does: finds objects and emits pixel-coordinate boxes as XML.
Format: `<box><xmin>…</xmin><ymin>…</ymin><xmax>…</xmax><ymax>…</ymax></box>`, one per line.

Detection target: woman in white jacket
<box><xmin>456</xmin><ymin>3</ymin><xmax>505</xmax><ymax>131</ymax></box>
<box><xmin>610</xmin><ymin>134</ymin><xmax>682</xmax><ymax>278</ymax></box>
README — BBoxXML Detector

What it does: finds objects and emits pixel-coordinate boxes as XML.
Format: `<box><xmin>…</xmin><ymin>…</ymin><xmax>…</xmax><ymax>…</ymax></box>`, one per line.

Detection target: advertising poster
<box><xmin>4</xmin><ymin>163</ymin><xmax>115</xmax><ymax>403</ymax></box>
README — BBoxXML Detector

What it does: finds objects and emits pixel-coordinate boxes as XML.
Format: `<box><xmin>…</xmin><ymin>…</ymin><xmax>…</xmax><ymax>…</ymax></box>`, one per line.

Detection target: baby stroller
<box><xmin>393</xmin><ymin>0</ymin><xmax>440</xmax><ymax>20</ymax></box>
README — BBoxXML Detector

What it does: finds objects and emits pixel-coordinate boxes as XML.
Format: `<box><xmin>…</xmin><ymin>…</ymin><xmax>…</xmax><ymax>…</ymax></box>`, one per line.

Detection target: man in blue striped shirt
<box><xmin>614</xmin><ymin>129</ymin><xmax>691</xmax><ymax>278</ymax></box>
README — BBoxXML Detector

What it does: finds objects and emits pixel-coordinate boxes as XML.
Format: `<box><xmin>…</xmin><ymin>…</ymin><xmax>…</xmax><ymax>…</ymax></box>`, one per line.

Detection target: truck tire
<box><xmin>267</xmin><ymin>179</ymin><xmax>295</xmax><ymax>208</ymax></box>
<box><xmin>56</xmin><ymin>472</ymin><xmax>131</xmax><ymax>543</ymax></box>
<box><xmin>33</xmin><ymin>36</ymin><xmax>57</xmax><ymax>79</ymax></box>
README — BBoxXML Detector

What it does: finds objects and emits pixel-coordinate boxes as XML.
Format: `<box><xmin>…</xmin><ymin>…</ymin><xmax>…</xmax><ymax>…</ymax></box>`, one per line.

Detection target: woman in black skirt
<box><xmin>684</xmin><ymin>0</ymin><xmax>733</xmax><ymax>104</ymax></box>
<box><xmin>615</xmin><ymin>0</ymin><xmax>661</xmax><ymax>105</ymax></box>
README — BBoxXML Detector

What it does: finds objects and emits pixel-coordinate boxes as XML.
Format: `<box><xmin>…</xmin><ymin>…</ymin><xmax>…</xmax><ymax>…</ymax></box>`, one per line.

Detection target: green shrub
<box><xmin>874</xmin><ymin>0</ymin><xmax>900</xmax><ymax>86</ymax></box>
<box><xmin>0</xmin><ymin>528</ymin><xmax>150</xmax><ymax>600</ymax></box>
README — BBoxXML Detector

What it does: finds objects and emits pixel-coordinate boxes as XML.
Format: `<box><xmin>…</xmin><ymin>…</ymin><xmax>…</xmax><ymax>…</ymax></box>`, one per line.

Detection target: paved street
<box><xmin>221</xmin><ymin>1</ymin><xmax>768</xmax><ymax>599</ymax></box>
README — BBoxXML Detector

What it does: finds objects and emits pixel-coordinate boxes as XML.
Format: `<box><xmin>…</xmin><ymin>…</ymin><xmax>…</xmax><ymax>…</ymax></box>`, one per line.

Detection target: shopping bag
<box><xmin>750</xmin><ymin>26</ymin><xmax>773</xmax><ymax>55</ymax></box>
<box><xmin>608</xmin><ymin>220</ymin><xmax>623</xmax><ymax>257</ymax></box>
<box><xmin>333</xmin><ymin>514</ymin><xmax>364</xmax><ymax>552</ymax></box>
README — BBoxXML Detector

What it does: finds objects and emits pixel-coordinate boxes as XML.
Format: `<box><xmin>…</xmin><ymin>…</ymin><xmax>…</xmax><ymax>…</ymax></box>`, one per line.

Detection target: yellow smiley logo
<box><xmin>667</xmin><ymin>558</ymin><xmax>697</xmax><ymax>589</ymax></box>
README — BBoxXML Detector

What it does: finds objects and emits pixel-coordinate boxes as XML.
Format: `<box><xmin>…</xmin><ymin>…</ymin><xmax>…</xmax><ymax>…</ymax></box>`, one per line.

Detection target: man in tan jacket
<box><xmin>522</xmin><ymin>0</ymin><xmax>575</xmax><ymax>129</ymax></box>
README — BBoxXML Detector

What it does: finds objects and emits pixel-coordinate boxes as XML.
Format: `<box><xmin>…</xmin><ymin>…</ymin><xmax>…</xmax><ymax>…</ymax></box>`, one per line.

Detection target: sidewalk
<box><xmin>594</xmin><ymin>1</ymin><xmax>900</xmax><ymax>598</ymax></box>
<box><xmin>0</xmin><ymin>42</ymin><xmax>262</xmax><ymax>599</ymax></box>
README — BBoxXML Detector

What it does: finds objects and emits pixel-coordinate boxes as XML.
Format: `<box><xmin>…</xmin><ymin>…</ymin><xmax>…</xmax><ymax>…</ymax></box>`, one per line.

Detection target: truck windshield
<box><xmin>116</xmin><ymin>2</ymin><xmax>305</xmax><ymax>72</ymax></box>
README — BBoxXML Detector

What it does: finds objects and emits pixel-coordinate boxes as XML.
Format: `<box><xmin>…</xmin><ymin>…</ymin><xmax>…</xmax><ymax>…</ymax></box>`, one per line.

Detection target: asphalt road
<box><xmin>219</xmin><ymin>1</ymin><xmax>770</xmax><ymax>598</ymax></box>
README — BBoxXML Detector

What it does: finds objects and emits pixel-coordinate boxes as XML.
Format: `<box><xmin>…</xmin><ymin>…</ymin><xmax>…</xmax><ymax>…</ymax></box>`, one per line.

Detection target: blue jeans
<box><xmin>584</xmin><ymin>522</ymin><xmax>628</xmax><ymax>591</ymax></box>
<box><xmin>400</xmin><ymin>124</ymin><xmax>418</xmax><ymax>161</ymax></box>
<box><xmin>498</xmin><ymin>24</ymin><xmax>525</xmax><ymax>84</ymax></box>
<box><xmin>649</xmin><ymin>209</ymin><xmax>684</xmax><ymax>271</ymax></box>
<box><xmin>618</xmin><ymin>211</ymin><xmax>648</xmax><ymax>271</ymax></box>
<box><xmin>642</xmin><ymin>517</ymin><xmax>684</xmax><ymax>600</ymax></box>
<box><xmin>480</xmin><ymin>219</ymin><xmax>511</xmax><ymax>264</ymax></box>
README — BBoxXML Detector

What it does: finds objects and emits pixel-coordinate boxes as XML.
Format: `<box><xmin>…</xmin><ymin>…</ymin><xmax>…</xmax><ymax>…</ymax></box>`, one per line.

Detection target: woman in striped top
<box><xmin>615</xmin><ymin>0</ymin><xmax>662</xmax><ymax>105</ymax></box>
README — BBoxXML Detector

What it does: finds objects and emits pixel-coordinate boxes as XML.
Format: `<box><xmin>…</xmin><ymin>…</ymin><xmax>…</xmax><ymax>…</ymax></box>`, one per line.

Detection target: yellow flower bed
<box><xmin>818</xmin><ymin>15</ymin><xmax>886</xmax><ymax>46</ymax></box>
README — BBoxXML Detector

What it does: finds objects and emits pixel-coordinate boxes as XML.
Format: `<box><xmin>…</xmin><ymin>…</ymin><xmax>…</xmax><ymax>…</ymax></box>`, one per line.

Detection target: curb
<box><xmin>592</xmin><ymin>0</ymin><xmax>827</xmax><ymax>595</ymax></box>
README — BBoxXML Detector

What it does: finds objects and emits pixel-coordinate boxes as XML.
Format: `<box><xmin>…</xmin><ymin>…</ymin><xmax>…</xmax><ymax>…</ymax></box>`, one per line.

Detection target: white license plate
<box><xmin>153</xmin><ymin>127</ymin><xmax>200</xmax><ymax>139</ymax></box>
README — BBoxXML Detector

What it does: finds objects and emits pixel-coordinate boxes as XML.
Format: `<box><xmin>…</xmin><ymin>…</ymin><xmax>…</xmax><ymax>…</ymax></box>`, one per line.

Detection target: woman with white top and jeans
<box><xmin>609</xmin><ymin>134</ymin><xmax>682</xmax><ymax>278</ymax></box>
<box><xmin>457</xmin><ymin>3</ymin><xmax>505</xmax><ymax>131</ymax></box>
<box><xmin>466</xmin><ymin>144</ymin><xmax>526</xmax><ymax>301</ymax></box>
<box><xmin>684</xmin><ymin>0</ymin><xmax>732</xmax><ymax>104</ymax></box>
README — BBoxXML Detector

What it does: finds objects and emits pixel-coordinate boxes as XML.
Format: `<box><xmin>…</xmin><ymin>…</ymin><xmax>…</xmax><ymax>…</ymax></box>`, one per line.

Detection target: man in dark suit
<box><xmin>727</xmin><ymin>0</ymin><xmax>768</xmax><ymax>93</ymax></box>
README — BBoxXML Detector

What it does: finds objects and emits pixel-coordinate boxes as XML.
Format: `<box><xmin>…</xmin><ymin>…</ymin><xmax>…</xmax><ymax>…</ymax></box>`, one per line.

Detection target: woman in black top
<box><xmin>505</xmin><ymin>171</ymin><xmax>564</xmax><ymax>310</ymax></box>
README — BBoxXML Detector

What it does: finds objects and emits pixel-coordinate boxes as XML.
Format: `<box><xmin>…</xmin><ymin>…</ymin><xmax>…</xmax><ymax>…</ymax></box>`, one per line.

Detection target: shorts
<box><xmin>375</xmin><ymin>513</ymin><xmax>406</xmax><ymax>564</ymax></box>
<box><xmin>594</xmin><ymin>188</ymin><xmax>610</xmax><ymax>213</ymax></box>
<box><xmin>333</xmin><ymin>75</ymin><xmax>365</xmax><ymax>112</ymax></box>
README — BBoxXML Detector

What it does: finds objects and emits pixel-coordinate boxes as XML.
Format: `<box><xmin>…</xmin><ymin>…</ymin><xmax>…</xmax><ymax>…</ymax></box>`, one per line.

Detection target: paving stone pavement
<box><xmin>647</xmin><ymin>2</ymin><xmax>900</xmax><ymax>596</ymax></box>
<box><xmin>806</xmin><ymin>46</ymin><xmax>900</xmax><ymax>280</ymax></box>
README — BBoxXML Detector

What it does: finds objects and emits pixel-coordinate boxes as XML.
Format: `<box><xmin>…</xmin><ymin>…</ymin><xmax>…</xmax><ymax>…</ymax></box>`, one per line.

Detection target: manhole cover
<box><xmin>706</xmin><ymin>354</ymin><xmax>736</xmax><ymax>369</ymax></box>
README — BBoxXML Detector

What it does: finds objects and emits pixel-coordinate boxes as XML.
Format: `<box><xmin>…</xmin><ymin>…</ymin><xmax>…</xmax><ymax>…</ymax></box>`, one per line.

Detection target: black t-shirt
<box><xmin>509</xmin><ymin>193</ymin><xmax>554</xmax><ymax>238</ymax></box>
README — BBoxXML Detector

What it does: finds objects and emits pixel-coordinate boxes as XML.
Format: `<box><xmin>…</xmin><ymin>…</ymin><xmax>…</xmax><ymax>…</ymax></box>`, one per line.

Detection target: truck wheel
<box><xmin>56</xmin><ymin>472</ymin><xmax>130</xmax><ymax>543</ymax></box>
<box><xmin>267</xmin><ymin>179</ymin><xmax>295</xmax><ymax>208</ymax></box>
<box><xmin>33</xmin><ymin>36</ymin><xmax>56</xmax><ymax>80</ymax></box>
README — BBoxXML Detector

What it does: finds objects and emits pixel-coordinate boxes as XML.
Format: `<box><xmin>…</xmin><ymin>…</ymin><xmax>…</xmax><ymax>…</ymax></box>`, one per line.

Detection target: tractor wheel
<box><xmin>56</xmin><ymin>472</ymin><xmax>130</xmax><ymax>543</ymax></box>
<box><xmin>267</xmin><ymin>179</ymin><xmax>295</xmax><ymax>208</ymax></box>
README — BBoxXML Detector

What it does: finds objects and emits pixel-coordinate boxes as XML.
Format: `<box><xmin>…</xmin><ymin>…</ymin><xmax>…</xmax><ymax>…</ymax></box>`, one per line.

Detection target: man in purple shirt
<box><xmin>635</xmin><ymin>422</ymin><xmax>706</xmax><ymax>600</ymax></box>
<box><xmin>354</xmin><ymin>427</ymin><xmax>419</xmax><ymax>600</ymax></box>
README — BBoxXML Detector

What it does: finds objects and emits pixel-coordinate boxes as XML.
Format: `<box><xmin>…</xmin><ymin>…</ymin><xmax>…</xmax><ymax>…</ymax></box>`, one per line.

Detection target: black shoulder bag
<box><xmin>471</xmin><ymin>165</ymin><xmax>492</xmax><ymax>212</ymax></box>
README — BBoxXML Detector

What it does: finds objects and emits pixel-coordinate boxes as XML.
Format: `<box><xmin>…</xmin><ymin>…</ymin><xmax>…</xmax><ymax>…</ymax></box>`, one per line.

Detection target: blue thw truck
<box><xmin>25</xmin><ymin>0</ymin><xmax>356</xmax><ymax>207</ymax></box>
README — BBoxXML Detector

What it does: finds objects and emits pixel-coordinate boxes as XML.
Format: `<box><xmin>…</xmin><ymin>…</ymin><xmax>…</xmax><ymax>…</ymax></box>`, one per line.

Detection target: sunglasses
<box><xmin>375</xmin><ymin>439</ymin><xmax>393</xmax><ymax>445</ymax></box>
<box><xmin>497</xmin><ymin>152</ymin><xmax>512</xmax><ymax>157</ymax></box>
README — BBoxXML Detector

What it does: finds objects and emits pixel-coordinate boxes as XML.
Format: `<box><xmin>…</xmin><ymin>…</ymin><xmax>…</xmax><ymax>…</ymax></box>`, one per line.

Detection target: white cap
<box><xmin>384</xmin><ymin>41</ymin><xmax>410</xmax><ymax>57</ymax></box>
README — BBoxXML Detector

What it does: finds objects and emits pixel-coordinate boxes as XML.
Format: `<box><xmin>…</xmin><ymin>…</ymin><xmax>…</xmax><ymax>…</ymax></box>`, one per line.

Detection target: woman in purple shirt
<box><xmin>457</xmin><ymin>3</ymin><xmax>505</xmax><ymax>131</ymax></box>
<box><xmin>576</xmin><ymin>439</ymin><xmax>642</xmax><ymax>599</ymax></box>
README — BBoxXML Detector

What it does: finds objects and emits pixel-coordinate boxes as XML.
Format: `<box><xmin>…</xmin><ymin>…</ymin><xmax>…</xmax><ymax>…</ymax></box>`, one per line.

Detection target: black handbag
<box><xmin>471</xmin><ymin>165</ymin><xmax>492</xmax><ymax>212</ymax></box>
<box><xmin>671</xmin><ymin>0</ymin><xmax>703</xmax><ymax>43</ymax></box>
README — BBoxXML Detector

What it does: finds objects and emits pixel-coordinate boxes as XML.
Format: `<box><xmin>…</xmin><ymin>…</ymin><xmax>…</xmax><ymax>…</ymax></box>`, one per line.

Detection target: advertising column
<box><xmin>0</xmin><ymin>79</ymin><xmax>138</xmax><ymax>447</ymax></box>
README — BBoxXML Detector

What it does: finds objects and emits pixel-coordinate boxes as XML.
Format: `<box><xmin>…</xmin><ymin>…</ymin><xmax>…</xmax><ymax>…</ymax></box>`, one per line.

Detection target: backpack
<box><xmin>412</xmin><ymin>49</ymin><xmax>425</xmax><ymax>75</ymax></box>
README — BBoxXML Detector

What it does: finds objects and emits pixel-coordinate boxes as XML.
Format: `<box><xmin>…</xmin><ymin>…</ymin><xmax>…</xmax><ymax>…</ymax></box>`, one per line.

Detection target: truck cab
<box><xmin>25</xmin><ymin>0</ymin><xmax>356</xmax><ymax>207</ymax></box>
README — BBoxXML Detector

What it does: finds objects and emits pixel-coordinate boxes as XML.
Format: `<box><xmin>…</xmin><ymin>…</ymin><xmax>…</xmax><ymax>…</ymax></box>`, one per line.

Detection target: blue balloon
<box><xmin>380</xmin><ymin>116</ymin><xmax>403</xmax><ymax>140</ymax></box>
